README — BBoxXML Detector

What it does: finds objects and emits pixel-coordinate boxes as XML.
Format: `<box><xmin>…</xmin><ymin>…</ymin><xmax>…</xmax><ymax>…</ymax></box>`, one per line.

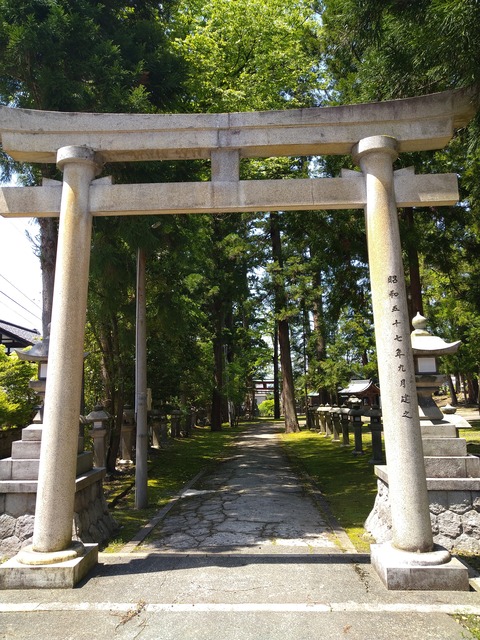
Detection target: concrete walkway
<box><xmin>2</xmin><ymin>422</ymin><xmax>480</xmax><ymax>640</ymax></box>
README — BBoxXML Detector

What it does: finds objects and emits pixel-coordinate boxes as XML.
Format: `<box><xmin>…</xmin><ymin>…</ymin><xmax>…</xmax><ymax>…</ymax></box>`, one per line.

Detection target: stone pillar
<box><xmin>367</xmin><ymin>404</ymin><xmax>385</xmax><ymax>465</ymax></box>
<box><xmin>89</xmin><ymin>427</ymin><xmax>107</xmax><ymax>468</ymax></box>
<box><xmin>120</xmin><ymin>406</ymin><xmax>135</xmax><ymax>463</ymax></box>
<box><xmin>352</xmin><ymin>136</ymin><xmax>433</xmax><ymax>554</ymax></box>
<box><xmin>349</xmin><ymin>401</ymin><xmax>364</xmax><ymax>456</ymax></box>
<box><xmin>340</xmin><ymin>405</ymin><xmax>350</xmax><ymax>446</ymax></box>
<box><xmin>171</xmin><ymin>410</ymin><xmax>182</xmax><ymax>438</ymax></box>
<box><xmin>330</xmin><ymin>405</ymin><xmax>341</xmax><ymax>442</ymax></box>
<box><xmin>29</xmin><ymin>146</ymin><xmax>101</xmax><ymax>557</ymax></box>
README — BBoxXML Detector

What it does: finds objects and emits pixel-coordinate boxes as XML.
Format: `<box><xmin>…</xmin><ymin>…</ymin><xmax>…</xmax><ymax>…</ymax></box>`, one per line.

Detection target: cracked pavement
<box><xmin>140</xmin><ymin>422</ymin><xmax>342</xmax><ymax>554</ymax></box>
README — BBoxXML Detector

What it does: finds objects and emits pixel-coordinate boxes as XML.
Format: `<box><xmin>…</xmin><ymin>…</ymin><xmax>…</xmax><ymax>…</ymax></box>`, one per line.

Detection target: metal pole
<box><xmin>135</xmin><ymin>247</ymin><xmax>148</xmax><ymax>509</ymax></box>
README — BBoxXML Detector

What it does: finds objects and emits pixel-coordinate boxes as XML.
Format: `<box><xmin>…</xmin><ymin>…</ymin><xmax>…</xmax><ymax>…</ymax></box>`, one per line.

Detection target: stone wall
<box><xmin>73</xmin><ymin>473</ymin><xmax>119</xmax><ymax>545</ymax></box>
<box><xmin>365</xmin><ymin>477</ymin><xmax>480</xmax><ymax>554</ymax></box>
<box><xmin>0</xmin><ymin>470</ymin><xmax>118</xmax><ymax>559</ymax></box>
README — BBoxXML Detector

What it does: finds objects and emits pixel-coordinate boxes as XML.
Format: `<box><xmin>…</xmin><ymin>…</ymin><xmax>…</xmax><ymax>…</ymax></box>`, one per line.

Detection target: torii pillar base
<box><xmin>0</xmin><ymin>543</ymin><xmax>98</xmax><ymax>589</ymax></box>
<box><xmin>371</xmin><ymin>542</ymin><xmax>469</xmax><ymax>591</ymax></box>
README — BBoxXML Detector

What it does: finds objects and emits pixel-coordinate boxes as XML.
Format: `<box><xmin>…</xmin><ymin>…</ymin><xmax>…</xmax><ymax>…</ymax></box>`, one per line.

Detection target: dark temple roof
<box><xmin>0</xmin><ymin>319</ymin><xmax>41</xmax><ymax>353</ymax></box>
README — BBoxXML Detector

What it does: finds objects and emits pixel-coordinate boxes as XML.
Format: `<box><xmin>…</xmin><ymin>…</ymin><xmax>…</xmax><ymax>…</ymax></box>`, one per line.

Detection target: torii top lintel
<box><xmin>0</xmin><ymin>88</ymin><xmax>475</xmax><ymax>164</ymax></box>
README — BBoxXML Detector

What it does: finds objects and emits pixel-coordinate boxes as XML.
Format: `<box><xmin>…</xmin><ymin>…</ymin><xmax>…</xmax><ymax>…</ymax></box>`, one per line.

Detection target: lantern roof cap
<box><xmin>15</xmin><ymin>336</ymin><xmax>49</xmax><ymax>362</ymax></box>
<box><xmin>85</xmin><ymin>405</ymin><xmax>111</xmax><ymax>422</ymax></box>
<box><xmin>411</xmin><ymin>313</ymin><xmax>461</xmax><ymax>356</ymax></box>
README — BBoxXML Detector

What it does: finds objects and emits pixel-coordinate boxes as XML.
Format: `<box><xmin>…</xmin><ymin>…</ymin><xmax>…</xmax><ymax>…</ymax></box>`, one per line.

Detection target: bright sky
<box><xmin>0</xmin><ymin>212</ymin><xmax>43</xmax><ymax>332</ymax></box>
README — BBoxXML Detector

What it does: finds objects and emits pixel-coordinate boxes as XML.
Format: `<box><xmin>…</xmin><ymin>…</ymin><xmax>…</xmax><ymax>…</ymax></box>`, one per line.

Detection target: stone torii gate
<box><xmin>0</xmin><ymin>88</ymin><xmax>475</xmax><ymax>589</ymax></box>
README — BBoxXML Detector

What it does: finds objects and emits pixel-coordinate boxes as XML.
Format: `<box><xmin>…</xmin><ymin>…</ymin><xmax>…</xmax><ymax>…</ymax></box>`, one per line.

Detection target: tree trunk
<box><xmin>273</xmin><ymin>323</ymin><xmax>281</xmax><ymax>419</ymax></box>
<box><xmin>210</xmin><ymin>300</ymin><xmax>224</xmax><ymax>431</ymax></box>
<box><xmin>447</xmin><ymin>373</ymin><xmax>458</xmax><ymax>406</ymax></box>
<box><xmin>466</xmin><ymin>375</ymin><xmax>477</xmax><ymax>405</ymax></box>
<box><xmin>38</xmin><ymin>217</ymin><xmax>58</xmax><ymax>338</ymax></box>
<box><xmin>402</xmin><ymin>207</ymin><xmax>424</xmax><ymax>322</ymax></box>
<box><xmin>312</xmin><ymin>270</ymin><xmax>326</xmax><ymax>361</ymax></box>
<box><xmin>94</xmin><ymin>315</ymin><xmax>126</xmax><ymax>473</ymax></box>
<box><xmin>106</xmin><ymin>392</ymin><xmax>124</xmax><ymax>474</ymax></box>
<box><xmin>311</xmin><ymin>269</ymin><xmax>329</xmax><ymax>403</ymax></box>
<box><xmin>278</xmin><ymin>317</ymin><xmax>299</xmax><ymax>431</ymax></box>
<box><xmin>269</xmin><ymin>212</ymin><xmax>299</xmax><ymax>433</ymax></box>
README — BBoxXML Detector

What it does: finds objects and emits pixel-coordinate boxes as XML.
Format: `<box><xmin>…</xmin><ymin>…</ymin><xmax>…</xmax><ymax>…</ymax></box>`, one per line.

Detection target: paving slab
<box><xmin>1</xmin><ymin>421</ymin><xmax>480</xmax><ymax>639</ymax></box>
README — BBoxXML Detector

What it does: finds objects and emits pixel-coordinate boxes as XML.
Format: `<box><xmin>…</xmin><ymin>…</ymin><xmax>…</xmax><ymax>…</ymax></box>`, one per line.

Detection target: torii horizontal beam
<box><xmin>0</xmin><ymin>168</ymin><xmax>459</xmax><ymax>217</ymax></box>
<box><xmin>0</xmin><ymin>88</ymin><xmax>475</xmax><ymax>164</ymax></box>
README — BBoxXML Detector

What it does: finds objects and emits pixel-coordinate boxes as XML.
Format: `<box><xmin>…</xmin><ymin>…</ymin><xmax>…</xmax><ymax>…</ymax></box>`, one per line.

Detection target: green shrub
<box><xmin>0</xmin><ymin>346</ymin><xmax>38</xmax><ymax>427</ymax></box>
<box><xmin>258</xmin><ymin>398</ymin><xmax>275</xmax><ymax>417</ymax></box>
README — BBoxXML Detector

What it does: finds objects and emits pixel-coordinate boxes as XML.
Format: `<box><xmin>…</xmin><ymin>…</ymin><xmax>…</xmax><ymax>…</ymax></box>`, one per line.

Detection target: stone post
<box><xmin>85</xmin><ymin>405</ymin><xmax>111</xmax><ymax>468</ymax></box>
<box><xmin>150</xmin><ymin>410</ymin><xmax>162</xmax><ymax>449</ymax></box>
<box><xmin>29</xmin><ymin>146</ymin><xmax>100</xmax><ymax>558</ymax></box>
<box><xmin>324</xmin><ymin>404</ymin><xmax>332</xmax><ymax>437</ymax></box>
<box><xmin>171</xmin><ymin>410</ymin><xmax>182</xmax><ymax>438</ymax></box>
<box><xmin>367</xmin><ymin>404</ymin><xmax>385</xmax><ymax>465</ymax></box>
<box><xmin>160</xmin><ymin>413</ymin><xmax>169</xmax><ymax>444</ymax></box>
<box><xmin>353</xmin><ymin>135</ymin><xmax>433</xmax><ymax>554</ymax></box>
<box><xmin>120</xmin><ymin>405</ymin><xmax>135</xmax><ymax>463</ymax></box>
<box><xmin>317</xmin><ymin>405</ymin><xmax>326</xmax><ymax>434</ymax></box>
<box><xmin>349</xmin><ymin>400</ymin><xmax>364</xmax><ymax>456</ymax></box>
<box><xmin>330</xmin><ymin>405</ymin><xmax>341</xmax><ymax>442</ymax></box>
<box><xmin>340</xmin><ymin>404</ymin><xmax>350</xmax><ymax>446</ymax></box>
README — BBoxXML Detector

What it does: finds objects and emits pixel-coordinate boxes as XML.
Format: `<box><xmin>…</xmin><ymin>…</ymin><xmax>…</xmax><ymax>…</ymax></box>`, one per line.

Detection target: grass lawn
<box><xmin>460</xmin><ymin>420</ymin><xmax>480</xmax><ymax>455</ymax></box>
<box><xmin>280</xmin><ymin>425</ymin><xmax>378</xmax><ymax>552</ymax></box>
<box><xmin>279</xmin><ymin>419</ymin><xmax>480</xmax><ymax>554</ymax></box>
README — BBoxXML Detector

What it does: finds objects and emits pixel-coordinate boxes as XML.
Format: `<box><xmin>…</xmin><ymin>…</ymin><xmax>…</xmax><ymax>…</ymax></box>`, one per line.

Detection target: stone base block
<box><xmin>0</xmin><ymin>543</ymin><xmax>98</xmax><ymax>589</ymax></box>
<box><xmin>371</xmin><ymin>542</ymin><xmax>469</xmax><ymax>591</ymax></box>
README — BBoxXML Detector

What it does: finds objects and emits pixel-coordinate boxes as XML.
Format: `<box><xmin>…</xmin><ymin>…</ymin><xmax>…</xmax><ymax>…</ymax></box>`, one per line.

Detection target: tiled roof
<box><xmin>339</xmin><ymin>379</ymin><xmax>380</xmax><ymax>396</ymax></box>
<box><xmin>0</xmin><ymin>319</ymin><xmax>41</xmax><ymax>351</ymax></box>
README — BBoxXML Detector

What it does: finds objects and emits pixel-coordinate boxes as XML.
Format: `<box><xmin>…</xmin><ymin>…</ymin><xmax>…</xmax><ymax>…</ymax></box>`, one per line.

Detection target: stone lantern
<box><xmin>410</xmin><ymin>313</ymin><xmax>461</xmax><ymax>422</ymax></box>
<box><xmin>15</xmin><ymin>336</ymin><xmax>49</xmax><ymax>423</ymax></box>
<box><xmin>85</xmin><ymin>404</ymin><xmax>111</xmax><ymax>468</ymax></box>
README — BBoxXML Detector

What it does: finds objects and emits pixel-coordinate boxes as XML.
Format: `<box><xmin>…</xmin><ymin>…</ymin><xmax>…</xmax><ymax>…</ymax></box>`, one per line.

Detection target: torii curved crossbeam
<box><xmin>0</xmin><ymin>87</ymin><xmax>475</xmax><ymax>163</ymax></box>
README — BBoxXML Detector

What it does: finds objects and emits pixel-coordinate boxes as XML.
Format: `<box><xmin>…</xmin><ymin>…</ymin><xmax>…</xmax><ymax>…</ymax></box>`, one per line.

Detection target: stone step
<box><xmin>0</xmin><ymin>468</ymin><xmax>105</xmax><ymax>497</ymax></box>
<box><xmin>11</xmin><ymin>438</ymin><xmax>88</xmax><ymax>460</ymax></box>
<box><xmin>426</xmin><ymin>477</ymin><xmax>480</xmax><ymax>491</ymax></box>
<box><xmin>20</xmin><ymin>425</ymin><xmax>43</xmax><ymax>442</ymax></box>
<box><xmin>421</xmin><ymin>437</ymin><xmax>467</xmax><ymax>457</ymax></box>
<box><xmin>375</xmin><ymin>464</ymin><xmax>480</xmax><ymax>490</ymax></box>
<box><xmin>424</xmin><ymin>455</ymin><xmax>480</xmax><ymax>478</ymax></box>
<box><xmin>0</xmin><ymin>451</ymin><xmax>93</xmax><ymax>481</ymax></box>
<box><xmin>11</xmin><ymin>440</ymin><xmax>41</xmax><ymax>459</ymax></box>
<box><xmin>420</xmin><ymin>424</ymin><xmax>458</xmax><ymax>438</ymax></box>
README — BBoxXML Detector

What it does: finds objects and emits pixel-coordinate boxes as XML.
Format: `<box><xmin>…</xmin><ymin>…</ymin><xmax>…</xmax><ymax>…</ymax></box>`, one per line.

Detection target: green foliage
<box><xmin>321</xmin><ymin>0</ymin><xmax>480</xmax><ymax>402</ymax></box>
<box><xmin>173</xmin><ymin>0</ymin><xmax>324</xmax><ymax>112</ymax></box>
<box><xmin>0</xmin><ymin>0</ymin><xmax>186</xmax><ymax>113</ymax></box>
<box><xmin>0</xmin><ymin>345</ymin><xmax>37</xmax><ymax>427</ymax></box>
<box><xmin>322</xmin><ymin>0</ymin><xmax>480</xmax><ymax>102</ymax></box>
<box><xmin>453</xmin><ymin>614</ymin><xmax>480</xmax><ymax>639</ymax></box>
<box><xmin>258</xmin><ymin>399</ymin><xmax>275</xmax><ymax>417</ymax></box>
